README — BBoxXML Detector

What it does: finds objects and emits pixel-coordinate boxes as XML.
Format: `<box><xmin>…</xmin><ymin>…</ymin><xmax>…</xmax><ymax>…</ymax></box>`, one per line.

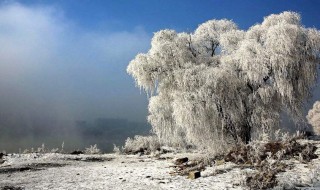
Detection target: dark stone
<box><xmin>303</xmin><ymin>131</ymin><xmax>314</xmax><ymax>137</ymax></box>
<box><xmin>19</xmin><ymin>167</ymin><xmax>31</xmax><ymax>172</ymax></box>
<box><xmin>174</xmin><ymin>157</ymin><xmax>188</xmax><ymax>165</ymax></box>
<box><xmin>188</xmin><ymin>171</ymin><xmax>201</xmax><ymax>179</ymax></box>
<box><xmin>70</xmin><ymin>150</ymin><xmax>84</xmax><ymax>155</ymax></box>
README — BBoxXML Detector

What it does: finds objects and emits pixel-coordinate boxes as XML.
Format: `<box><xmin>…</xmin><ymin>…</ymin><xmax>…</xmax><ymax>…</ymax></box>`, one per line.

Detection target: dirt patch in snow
<box><xmin>1</xmin><ymin>185</ymin><xmax>24</xmax><ymax>190</ymax></box>
<box><xmin>66</xmin><ymin>157</ymin><xmax>114</xmax><ymax>162</ymax></box>
<box><xmin>0</xmin><ymin>163</ymin><xmax>66</xmax><ymax>174</ymax></box>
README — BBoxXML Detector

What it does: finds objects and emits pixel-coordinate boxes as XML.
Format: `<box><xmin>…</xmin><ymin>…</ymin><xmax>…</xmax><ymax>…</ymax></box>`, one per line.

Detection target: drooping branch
<box><xmin>127</xmin><ymin>12</ymin><xmax>320</xmax><ymax>153</ymax></box>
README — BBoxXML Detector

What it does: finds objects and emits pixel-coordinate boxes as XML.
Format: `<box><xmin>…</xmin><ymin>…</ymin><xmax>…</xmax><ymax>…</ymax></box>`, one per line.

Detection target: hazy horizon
<box><xmin>0</xmin><ymin>1</ymin><xmax>319</xmax><ymax>152</ymax></box>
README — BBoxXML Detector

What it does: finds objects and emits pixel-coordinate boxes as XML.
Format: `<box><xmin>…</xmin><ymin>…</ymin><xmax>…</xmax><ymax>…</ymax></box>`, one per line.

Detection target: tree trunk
<box><xmin>239</xmin><ymin>123</ymin><xmax>251</xmax><ymax>144</ymax></box>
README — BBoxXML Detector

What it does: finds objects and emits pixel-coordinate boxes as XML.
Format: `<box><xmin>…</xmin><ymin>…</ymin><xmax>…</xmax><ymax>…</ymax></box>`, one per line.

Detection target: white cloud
<box><xmin>0</xmin><ymin>3</ymin><xmax>62</xmax><ymax>77</ymax></box>
<box><xmin>0</xmin><ymin>2</ymin><xmax>150</xmax><ymax>121</ymax></box>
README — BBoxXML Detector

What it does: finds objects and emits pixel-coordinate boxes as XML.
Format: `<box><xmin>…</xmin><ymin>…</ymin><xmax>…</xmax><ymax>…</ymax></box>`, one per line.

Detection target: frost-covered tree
<box><xmin>307</xmin><ymin>101</ymin><xmax>320</xmax><ymax>135</ymax></box>
<box><xmin>127</xmin><ymin>12</ymin><xmax>320</xmax><ymax>153</ymax></box>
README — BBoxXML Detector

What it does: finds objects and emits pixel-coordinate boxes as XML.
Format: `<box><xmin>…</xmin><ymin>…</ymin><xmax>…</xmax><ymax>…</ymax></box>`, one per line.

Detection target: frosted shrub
<box><xmin>127</xmin><ymin>11</ymin><xmax>320</xmax><ymax>153</ymax></box>
<box><xmin>60</xmin><ymin>141</ymin><xmax>65</xmax><ymax>153</ymax></box>
<box><xmin>113</xmin><ymin>144</ymin><xmax>121</xmax><ymax>154</ymax></box>
<box><xmin>21</xmin><ymin>144</ymin><xmax>63</xmax><ymax>154</ymax></box>
<box><xmin>37</xmin><ymin>143</ymin><xmax>46</xmax><ymax>153</ymax></box>
<box><xmin>123</xmin><ymin>135</ymin><xmax>160</xmax><ymax>154</ymax></box>
<box><xmin>50</xmin><ymin>148</ymin><xmax>59</xmax><ymax>153</ymax></box>
<box><xmin>84</xmin><ymin>144</ymin><xmax>101</xmax><ymax>154</ymax></box>
<box><xmin>22</xmin><ymin>149</ymin><xmax>30</xmax><ymax>154</ymax></box>
<box><xmin>227</xmin><ymin>133</ymin><xmax>318</xmax><ymax>189</ymax></box>
<box><xmin>307</xmin><ymin>101</ymin><xmax>320</xmax><ymax>135</ymax></box>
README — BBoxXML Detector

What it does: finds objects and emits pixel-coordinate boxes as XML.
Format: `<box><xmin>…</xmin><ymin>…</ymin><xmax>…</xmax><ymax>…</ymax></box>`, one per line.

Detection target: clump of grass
<box><xmin>122</xmin><ymin>135</ymin><xmax>161</xmax><ymax>155</ymax></box>
<box><xmin>112</xmin><ymin>144</ymin><xmax>121</xmax><ymax>155</ymax></box>
<box><xmin>225</xmin><ymin>131</ymin><xmax>318</xmax><ymax>189</ymax></box>
<box><xmin>84</xmin><ymin>144</ymin><xmax>101</xmax><ymax>154</ymax></box>
<box><xmin>21</xmin><ymin>142</ymin><xmax>66</xmax><ymax>154</ymax></box>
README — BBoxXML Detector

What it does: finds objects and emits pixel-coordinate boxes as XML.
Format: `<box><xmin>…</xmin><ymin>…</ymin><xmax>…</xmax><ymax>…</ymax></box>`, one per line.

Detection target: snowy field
<box><xmin>1</xmin><ymin>139</ymin><xmax>320</xmax><ymax>190</ymax></box>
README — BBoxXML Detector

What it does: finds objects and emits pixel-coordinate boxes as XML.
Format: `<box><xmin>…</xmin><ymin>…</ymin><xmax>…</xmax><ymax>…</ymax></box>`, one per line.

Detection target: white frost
<box><xmin>127</xmin><ymin>11</ymin><xmax>320</xmax><ymax>153</ymax></box>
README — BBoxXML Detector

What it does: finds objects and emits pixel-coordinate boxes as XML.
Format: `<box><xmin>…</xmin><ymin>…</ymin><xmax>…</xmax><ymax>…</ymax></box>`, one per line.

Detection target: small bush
<box><xmin>307</xmin><ymin>101</ymin><xmax>320</xmax><ymax>135</ymax></box>
<box><xmin>123</xmin><ymin>135</ymin><xmax>161</xmax><ymax>154</ymax></box>
<box><xmin>112</xmin><ymin>144</ymin><xmax>123</xmax><ymax>155</ymax></box>
<box><xmin>20</xmin><ymin>142</ymin><xmax>65</xmax><ymax>154</ymax></box>
<box><xmin>84</xmin><ymin>144</ymin><xmax>101</xmax><ymax>154</ymax></box>
<box><xmin>37</xmin><ymin>143</ymin><xmax>46</xmax><ymax>153</ymax></box>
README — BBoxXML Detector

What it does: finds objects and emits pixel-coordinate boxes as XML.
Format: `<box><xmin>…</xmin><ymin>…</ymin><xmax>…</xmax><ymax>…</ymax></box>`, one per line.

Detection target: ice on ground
<box><xmin>1</xmin><ymin>139</ymin><xmax>320</xmax><ymax>190</ymax></box>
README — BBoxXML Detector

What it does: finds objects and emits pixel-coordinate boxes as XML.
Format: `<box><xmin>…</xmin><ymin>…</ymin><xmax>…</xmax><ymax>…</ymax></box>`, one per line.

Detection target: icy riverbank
<box><xmin>1</xmin><ymin>139</ymin><xmax>320</xmax><ymax>190</ymax></box>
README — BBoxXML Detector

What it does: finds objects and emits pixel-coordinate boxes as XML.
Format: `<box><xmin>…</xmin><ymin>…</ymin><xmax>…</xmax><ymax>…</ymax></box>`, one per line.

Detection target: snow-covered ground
<box><xmin>1</xmin><ymin>140</ymin><xmax>320</xmax><ymax>190</ymax></box>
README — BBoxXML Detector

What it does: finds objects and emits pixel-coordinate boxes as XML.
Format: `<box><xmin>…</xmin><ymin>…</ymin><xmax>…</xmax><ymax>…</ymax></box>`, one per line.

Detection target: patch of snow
<box><xmin>1</xmin><ymin>139</ymin><xmax>320</xmax><ymax>189</ymax></box>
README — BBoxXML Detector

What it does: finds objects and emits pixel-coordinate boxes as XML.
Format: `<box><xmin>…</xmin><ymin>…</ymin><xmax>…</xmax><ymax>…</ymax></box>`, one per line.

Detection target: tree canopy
<box><xmin>127</xmin><ymin>12</ymin><xmax>320</xmax><ymax>153</ymax></box>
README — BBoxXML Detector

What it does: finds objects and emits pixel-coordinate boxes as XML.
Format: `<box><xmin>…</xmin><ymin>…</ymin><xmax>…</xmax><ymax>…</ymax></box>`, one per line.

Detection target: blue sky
<box><xmin>0</xmin><ymin>0</ymin><xmax>319</xmax><ymax>123</ymax></box>
<box><xmin>20</xmin><ymin>0</ymin><xmax>320</xmax><ymax>31</ymax></box>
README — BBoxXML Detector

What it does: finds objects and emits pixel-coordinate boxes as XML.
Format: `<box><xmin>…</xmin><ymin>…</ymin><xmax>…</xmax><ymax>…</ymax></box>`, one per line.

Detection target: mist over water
<box><xmin>0</xmin><ymin>3</ymin><xmax>320</xmax><ymax>153</ymax></box>
<box><xmin>0</xmin><ymin>3</ymin><xmax>151</xmax><ymax>153</ymax></box>
<box><xmin>0</xmin><ymin>114</ymin><xmax>151</xmax><ymax>153</ymax></box>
